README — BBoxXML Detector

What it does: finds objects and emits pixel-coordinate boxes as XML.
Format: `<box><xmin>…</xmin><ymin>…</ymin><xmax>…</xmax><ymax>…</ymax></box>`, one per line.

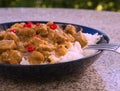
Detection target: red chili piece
<box><xmin>28</xmin><ymin>21</ymin><xmax>34</xmax><ymax>25</ymax></box>
<box><xmin>36</xmin><ymin>23</ymin><xmax>40</xmax><ymax>26</ymax></box>
<box><xmin>27</xmin><ymin>21</ymin><xmax>34</xmax><ymax>27</ymax></box>
<box><xmin>23</xmin><ymin>24</ymin><xmax>28</xmax><ymax>28</ymax></box>
<box><xmin>23</xmin><ymin>22</ymin><xmax>34</xmax><ymax>28</ymax></box>
<box><xmin>9</xmin><ymin>29</ymin><xmax>16</xmax><ymax>33</ymax></box>
<box><xmin>27</xmin><ymin>45</ymin><xmax>35</xmax><ymax>52</ymax></box>
<box><xmin>23</xmin><ymin>23</ymin><xmax>31</xmax><ymax>28</ymax></box>
<box><xmin>50</xmin><ymin>24</ymin><xmax>57</xmax><ymax>30</ymax></box>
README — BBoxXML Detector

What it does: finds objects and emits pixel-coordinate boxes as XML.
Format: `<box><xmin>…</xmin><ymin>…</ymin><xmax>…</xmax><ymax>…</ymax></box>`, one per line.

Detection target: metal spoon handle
<box><xmin>85</xmin><ymin>43</ymin><xmax>120</xmax><ymax>54</ymax></box>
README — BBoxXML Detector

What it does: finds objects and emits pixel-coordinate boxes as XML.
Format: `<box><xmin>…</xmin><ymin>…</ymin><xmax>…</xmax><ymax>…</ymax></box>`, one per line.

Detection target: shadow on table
<box><xmin>0</xmin><ymin>66</ymin><xmax>106</xmax><ymax>91</ymax></box>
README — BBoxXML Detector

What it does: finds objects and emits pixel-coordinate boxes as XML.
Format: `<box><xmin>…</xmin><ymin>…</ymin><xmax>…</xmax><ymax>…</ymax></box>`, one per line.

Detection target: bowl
<box><xmin>0</xmin><ymin>21</ymin><xmax>109</xmax><ymax>78</ymax></box>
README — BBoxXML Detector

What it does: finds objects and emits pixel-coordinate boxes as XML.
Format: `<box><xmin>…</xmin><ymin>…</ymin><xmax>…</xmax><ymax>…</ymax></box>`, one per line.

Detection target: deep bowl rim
<box><xmin>0</xmin><ymin>21</ymin><xmax>110</xmax><ymax>67</ymax></box>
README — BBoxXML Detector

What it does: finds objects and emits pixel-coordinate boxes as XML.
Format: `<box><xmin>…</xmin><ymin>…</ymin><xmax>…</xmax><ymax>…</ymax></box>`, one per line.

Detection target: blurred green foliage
<box><xmin>0</xmin><ymin>0</ymin><xmax>120</xmax><ymax>12</ymax></box>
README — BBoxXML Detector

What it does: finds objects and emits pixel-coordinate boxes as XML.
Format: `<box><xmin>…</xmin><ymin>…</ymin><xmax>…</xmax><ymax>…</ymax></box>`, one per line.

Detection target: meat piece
<box><xmin>61</xmin><ymin>42</ymin><xmax>71</xmax><ymax>49</ymax></box>
<box><xmin>0</xmin><ymin>50</ymin><xmax>22</xmax><ymax>64</ymax></box>
<box><xmin>17</xmin><ymin>27</ymin><xmax>36</xmax><ymax>40</ymax></box>
<box><xmin>55</xmin><ymin>45</ymin><xmax>68</xmax><ymax>57</ymax></box>
<box><xmin>46</xmin><ymin>29</ymin><xmax>56</xmax><ymax>43</ymax></box>
<box><xmin>36</xmin><ymin>43</ymin><xmax>55</xmax><ymax>52</ymax></box>
<box><xmin>32</xmin><ymin>37</ymin><xmax>48</xmax><ymax>46</ymax></box>
<box><xmin>22</xmin><ymin>36</ymin><xmax>48</xmax><ymax>48</ymax></box>
<box><xmin>34</xmin><ymin>24</ymin><xmax>48</xmax><ymax>36</ymax></box>
<box><xmin>47</xmin><ymin>57</ymin><xmax>55</xmax><ymax>64</ymax></box>
<box><xmin>67</xmin><ymin>34</ymin><xmax>75</xmax><ymax>42</ymax></box>
<box><xmin>17</xmin><ymin>42</ymin><xmax>26</xmax><ymax>53</ymax></box>
<box><xmin>4</xmin><ymin>32</ymin><xmax>19</xmax><ymax>43</ymax></box>
<box><xmin>74</xmin><ymin>31</ymin><xmax>88</xmax><ymax>47</ymax></box>
<box><xmin>65</xmin><ymin>25</ymin><xmax>77</xmax><ymax>35</ymax></box>
<box><xmin>54</xmin><ymin>30</ymin><xmax>69</xmax><ymax>44</ymax></box>
<box><xmin>10</xmin><ymin>23</ymin><xmax>25</xmax><ymax>29</ymax></box>
<box><xmin>28</xmin><ymin>51</ymin><xmax>44</xmax><ymax>64</ymax></box>
<box><xmin>0</xmin><ymin>40</ymin><xmax>16</xmax><ymax>52</ymax></box>
<box><xmin>0</xmin><ymin>31</ymin><xmax>5</xmax><ymax>40</ymax></box>
<box><xmin>46</xmin><ymin>21</ymin><xmax>54</xmax><ymax>26</ymax></box>
<box><xmin>36</xmin><ymin>43</ymin><xmax>55</xmax><ymax>60</ymax></box>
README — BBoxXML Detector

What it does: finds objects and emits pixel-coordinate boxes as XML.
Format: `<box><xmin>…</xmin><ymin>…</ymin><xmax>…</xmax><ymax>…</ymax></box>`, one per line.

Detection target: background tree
<box><xmin>0</xmin><ymin>0</ymin><xmax>120</xmax><ymax>12</ymax></box>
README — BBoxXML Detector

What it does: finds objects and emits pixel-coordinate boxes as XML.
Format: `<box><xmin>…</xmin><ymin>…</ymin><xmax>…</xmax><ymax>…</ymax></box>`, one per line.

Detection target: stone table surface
<box><xmin>0</xmin><ymin>8</ymin><xmax>120</xmax><ymax>91</ymax></box>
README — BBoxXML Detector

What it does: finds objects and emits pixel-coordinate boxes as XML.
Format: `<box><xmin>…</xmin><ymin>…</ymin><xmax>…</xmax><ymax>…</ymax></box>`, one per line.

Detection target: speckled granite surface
<box><xmin>0</xmin><ymin>8</ymin><xmax>120</xmax><ymax>91</ymax></box>
<box><xmin>0</xmin><ymin>66</ymin><xmax>105</xmax><ymax>91</ymax></box>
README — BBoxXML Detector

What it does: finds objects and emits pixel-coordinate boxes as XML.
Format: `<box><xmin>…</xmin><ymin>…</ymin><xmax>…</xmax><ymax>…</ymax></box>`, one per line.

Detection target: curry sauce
<box><xmin>0</xmin><ymin>21</ymin><xmax>88</xmax><ymax>64</ymax></box>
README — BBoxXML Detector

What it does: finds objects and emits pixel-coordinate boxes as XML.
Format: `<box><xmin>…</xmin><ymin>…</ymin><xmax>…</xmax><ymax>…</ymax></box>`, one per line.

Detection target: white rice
<box><xmin>49</xmin><ymin>42</ymin><xmax>84</xmax><ymax>63</ymax></box>
<box><xmin>84</xmin><ymin>33</ymin><xmax>102</xmax><ymax>45</ymax></box>
<box><xmin>20</xmin><ymin>33</ymin><xmax>101</xmax><ymax>65</ymax></box>
<box><xmin>20</xmin><ymin>58</ymin><xmax>30</xmax><ymax>65</ymax></box>
<box><xmin>82</xmin><ymin>33</ymin><xmax>102</xmax><ymax>56</ymax></box>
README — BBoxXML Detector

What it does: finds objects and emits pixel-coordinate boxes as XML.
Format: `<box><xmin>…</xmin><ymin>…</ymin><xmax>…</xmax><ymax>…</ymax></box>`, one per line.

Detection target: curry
<box><xmin>0</xmin><ymin>21</ymin><xmax>88</xmax><ymax>64</ymax></box>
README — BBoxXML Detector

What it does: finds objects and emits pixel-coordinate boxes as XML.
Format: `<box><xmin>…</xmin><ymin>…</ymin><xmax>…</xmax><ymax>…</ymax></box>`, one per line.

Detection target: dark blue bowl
<box><xmin>0</xmin><ymin>21</ymin><xmax>109</xmax><ymax>78</ymax></box>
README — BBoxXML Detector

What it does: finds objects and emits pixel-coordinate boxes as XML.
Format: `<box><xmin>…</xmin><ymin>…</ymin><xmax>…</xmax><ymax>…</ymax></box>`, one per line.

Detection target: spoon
<box><xmin>84</xmin><ymin>43</ymin><xmax>120</xmax><ymax>54</ymax></box>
